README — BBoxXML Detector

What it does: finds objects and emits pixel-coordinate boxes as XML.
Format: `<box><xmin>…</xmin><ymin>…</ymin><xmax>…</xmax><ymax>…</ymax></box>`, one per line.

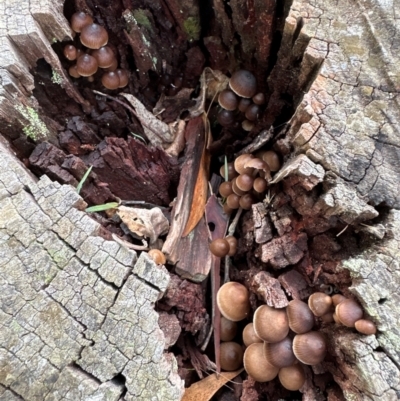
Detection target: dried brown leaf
<box><xmin>182</xmin><ymin>369</ymin><xmax>244</xmax><ymax>401</ymax></box>
<box><xmin>189</xmin><ymin>67</ymin><xmax>229</xmax><ymax>118</ymax></box>
<box><xmin>120</xmin><ymin>93</ymin><xmax>174</xmax><ymax>146</ymax></box>
<box><xmin>182</xmin><ymin>115</ymin><xmax>211</xmax><ymax>237</ymax></box>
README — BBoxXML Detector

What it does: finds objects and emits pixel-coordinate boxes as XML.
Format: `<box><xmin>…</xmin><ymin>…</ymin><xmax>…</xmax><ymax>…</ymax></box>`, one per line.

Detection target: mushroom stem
<box><xmin>224</xmin><ymin>207</ymin><xmax>243</xmax><ymax>283</ymax></box>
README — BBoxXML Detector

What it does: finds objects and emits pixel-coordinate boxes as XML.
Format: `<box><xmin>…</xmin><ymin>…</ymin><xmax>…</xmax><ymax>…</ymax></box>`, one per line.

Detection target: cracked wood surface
<box><xmin>282</xmin><ymin>0</ymin><xmax>400</xmax><ymax>208</ymax></box>
<box><xmin>0</xmin><ymin>138</ymin><xmax>184</xmax><ymax>399</ymax></box>
<box><xmin>0</xmin><ymin>0</ymin><xmax>400</xmax><ymax>399</ymax></box>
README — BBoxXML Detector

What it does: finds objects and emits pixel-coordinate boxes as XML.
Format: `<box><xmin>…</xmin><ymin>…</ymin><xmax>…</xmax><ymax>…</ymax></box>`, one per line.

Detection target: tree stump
<box><xmin>0</xmin><ymin>0</ymin><xmax>399</xmax><ymax>400</ymax></box>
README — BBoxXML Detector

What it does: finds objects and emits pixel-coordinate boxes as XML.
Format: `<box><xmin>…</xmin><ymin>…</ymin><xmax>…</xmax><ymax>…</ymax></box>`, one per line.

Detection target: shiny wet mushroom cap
<box><xmin>279</xmin><ymin>364</ymin><xmax>306</xmax><ymax>391</ymax></box>
<box><xmin>217</xmin><ymin>282</ymin><xmax>250</xmax><ymax>322</ymax></box>
<box><xmin>91</xmin><ymin>46</ymin><xmax>115</xmax><ymax>68</ymax></box>
<box><xmin>218</xmin><ymin>89</ymin><xmax>239</xmax><ymax>110</ymax></box>
<box><xmin>220</xmin><ymin>342</ymin><xmax>243</xmax><ymax>371</ymax></box>
<box><xmin>253</xmin><ymin>305</ymin><xmax>289</xmax><ymax>343</ymax></box>
<box><xmin>80</xmin><ymin>23</ymin><xmax>109</xmax><ymax>49</ymax></box>
<box><xmin>292</xmin><ymin>331</ymin><xmax>327</xmax><ymax>365</ymax></box>
<box><xmin>101</xmin><ymin>71</ymin><xmax>120</xmax><ymax>89</ymax></box>
<box><xmin>243</xmin><ymin>343</ymin><xmax>279</xmax><ymax>382</ymax></box>
<box><xmin>229</xmin><ymin>70</ymin><xmax>257</xmax><ymax>98</ymax></box>
<box><xmin>70</xmin><ymin>12</ymin><xmax>93</xmax><ymax>33</ymax></box>
<box><xmin>76</xmin><ymin>54</ymin><xmax>98</xmax><ymax>77</ymax></box>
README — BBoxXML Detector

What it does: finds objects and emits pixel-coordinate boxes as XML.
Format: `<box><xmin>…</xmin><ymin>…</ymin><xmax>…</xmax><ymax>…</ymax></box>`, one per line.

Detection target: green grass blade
<box><xmin>85</xmin><ymin>202</ymin><xmax>119</xmax><ymax>213</ymax></box>
<box><xmin>76</xmin><ymin>165</ymin><xmax>93</xmax><ymax>194</ymax></box>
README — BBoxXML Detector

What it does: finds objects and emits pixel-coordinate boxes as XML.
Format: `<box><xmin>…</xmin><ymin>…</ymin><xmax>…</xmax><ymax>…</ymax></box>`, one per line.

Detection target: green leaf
<box><xmin>76</xmin><ymin>165</ymin><xmax>93</xmax><ymax>194</ymax></box>
<box><xmin>85</xmin><ymin>202</ymin><xmax>119</xmax><ymax>213</ymax></box>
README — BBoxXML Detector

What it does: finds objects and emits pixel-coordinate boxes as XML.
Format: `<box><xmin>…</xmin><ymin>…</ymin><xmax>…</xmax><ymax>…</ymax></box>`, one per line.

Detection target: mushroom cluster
<box><xmin>64</xmin><ymin>11</ymin><xmax>129</xmax><ymax>90</ymax></box>
<box><xmin>215</xmin><ymin>284</ymin><xmax>377</xmax><ymax>391</ymax></box>
<box><xmin>218</xmin><ymin>150</ymin><xmax>281</xmax><ymax>215</ymax></box>
<box><xmin>217</xmin><ymin>70</ymin><xmax>266</xmax><ymax>132</ymax></box>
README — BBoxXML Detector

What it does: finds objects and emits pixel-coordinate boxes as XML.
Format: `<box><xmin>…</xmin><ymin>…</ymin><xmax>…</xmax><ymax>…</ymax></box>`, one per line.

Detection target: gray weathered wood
<box><xmin>0</xmin><ymin>140</ymin><xmax>184</xmax><ymax>399</ymax></box>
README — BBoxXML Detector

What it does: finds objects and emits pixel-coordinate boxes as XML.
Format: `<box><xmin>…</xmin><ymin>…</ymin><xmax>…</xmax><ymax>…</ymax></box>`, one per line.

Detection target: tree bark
<box><xmin>1</xmin><ymin>0</ymin><xmax>400</xmax><ymax>400</ymax></box>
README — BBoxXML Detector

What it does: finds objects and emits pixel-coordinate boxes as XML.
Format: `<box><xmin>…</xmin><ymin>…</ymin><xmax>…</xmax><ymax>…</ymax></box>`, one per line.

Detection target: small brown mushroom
<box><xmin>263</xmin><ymin>336</ymin><xmax>296</xmax><ymax>368</ymax></box>
<box><xmin>220</xmin><ymin>342</ymin><xmax>243</xmax><ymax>371</ymax></box>
<box><xmin>243</xmin><ymin>343</ymin><xmax>279</xmax><ymax>382</ymax></box>
<box><xmin>91</xmin><ymin>46</ymin><xmax>115</xmax><ymax>68</ymax></box>
<box><xmin>231</xmin><ymin>177</ymin><xmax>247</xmax><ymax>196</ymax></box>
<box><xmin>242</xmin><ymin>323</ymin><xmax>263</xmax><ymax>347</ymax></box>
<box><xmin>239</xmin><ymin>193</ymin><xmax>254</xmax><ymax>210</ymax></box>
<box><xmin>226</xmin><ymin>193</ymin><xmax>241</xmax><ymax>209</ymax></box>
<box><xmin>234</xmin><ymin>154</ymin><xmax>254</xmax><ymax>175</ymax></box>
<box><xmin>354</xmin><ymin>319</ymin><xmax>377</xmax><ymax>335</ymax></box>
<box><xmin>219</xmin><ymin>162</ymin><xmax>237</xmax><ymax>181</ymax></box>
<box><xmin>80</xmin><ymin>23</ymin><xmax>109</xmax><ymax>49</ymax></box>
<box><xmin>252</xmin><ymin>92</ymin><xmax>266</xmax><ymax>105</ymax></box>
<box><xmin>236</xmin><ymin>174</ymin><xmax>254</xmax><ymax>192</ymax></box>
<box><xmin>308</xmin><ymin>292</ymin><xmax>333</xmax><ymax>317</ymax></box>
<box><xmin>287</xmin><ymin>299</ymin><xmax>315</xmax><ymax>334</ymax></box>
<box><xmin>229</xmin><ymin>70</ymin><xmax>257</xmax><ymax>98</ymax></box>
<box><xmin>68</xmin><ymin>64</ymin><xmax>81</xmax><ymax>78</ymax></box>
<box><xmin>220</xmin><ymin>317</ymin><xmax>238</xmax><ymax>342</ymax></box>
<box><xmin>225</xmin><ymin>236</ymin><xmax>237</xmax><ymax>256</ymax></box>
<box><xmin>261</xmin><ymin>150</ymin><xmax>281</xmax><ymax>172</ymax></box>
<box><xmin>238</xmin><ymin>98</ymin><xmax>252</xmax><ymax>112</ymax></box>
<box><xmin>76</xmin><ymin>54</ymin><xmax>98</xmax><ymax>77</ymax></box>
<box><xmin>278</xmin><ymin>364</ymin><xmax>306</xmax><ymax>391</ymax></box>
<box><xmin>335</xmin><ymin>299</ymin><xmax>363</xmax><ymax>327</ymax></box>
<box><xmin>148</xmin><ymin>249</ymin><xmax>166</xmax><ymax>265</ymax></box>
<box><xmin>245</xmin><ymin>104</ymin><xmax>260</xmax><ymax>121</ymax></box>
<box><xmin>242</xmin><ymin>120</ymin><xmax>255</xmax><ymax>131</ymax></box>
<box><xmin>253</xmin><ymin>177</ymin><xmax>268</xmax><ymax>193</ymax></box>
<box><xmin>217</xmin><ymin>282</ymin><xmax>250</xmax><ymax>322</ymax></box>
<box><xmin>253</xmin><ymin>305</ymin><xmax>289</xmax><ymax>343</ymax></box>
<box><xmin>217</xmin><ymin>109</ymin><xmax>235</xmax><ymax>126</ymax></box>
<box><xmin>219</xmin><ymin>181</ymin><xmax>233</xmax><ymax>198</ymax></box>
<box><xmin>101</xmin><ymin>71</ymin><xmax>120</xmax><ymax>90</ymax></box>
<box><xmin>116</xmin><ymin>69</ymin><xmax>129</xmax><ymax>88</ymax></box>
<box><xmin>209</xmin><ymin>238</ymin><xmax>230</xmax><ymax>258</ymax></box>
<box><xmin>63</xmin><ymin>44</ymin><xmax>78</xmax><ymax>60</ymax></box>
<box><xmin>70</xmin><ymin>12</ymin><xmax>93</xmax><ymax>33</ymax></box>
<box><xmin>292</xmin><ymin>331</ymin><xmax>327</xmax><ymax>365</ymax></box>
<box><xmin>218</xmin><ymin>89</ymin><xmax>239</xmax><ymax>110</ymax></box>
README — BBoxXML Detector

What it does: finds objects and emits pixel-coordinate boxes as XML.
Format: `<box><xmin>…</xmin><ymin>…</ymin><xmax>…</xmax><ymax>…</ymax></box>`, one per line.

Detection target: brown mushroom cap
<box><xmin>220</xmin><ymin>342</ymin><xmax>243</xmax><ymax>371</ymax></box>
<box><xmin>243</xmin><ymin>343</ymin><xmax>279</xmax><ymax>382</ymax></box>
<box><xmin>91</xmin><ymin>46</ymin><xmax>115</xmax><ymax>68</ymax></box>
<box><xmin>253</xmin><ymin>177</ymin><xmax>268</xmax><ymax>193</ymax></box>
<box><xmin>68</xmin><ymin>64</ymin><xmax>81</xmax><ymax>78</ymax></box>
<box><xmin>101</xmin><ymin>71</ymin><xmax>120</xmax><ymax>89</ymax></box>
<box><xmin>238</xmin><ymin>98</ymin><xmax>252</xmax><ymax>112</ymax></box>
<box><xmin>63</xmin><ymin>44</ymin><xmax>78</xmax><ymax>60</ymax></box>
<box><xmin>279</xmin><ymin>364</ymin><xmax>306</xmax><ymax>391</ymax></box>
<box><xmin>242</xmin><ymin>323</ymin><xmax>263</xmax><ymax>347</ymax></box>
<box><xmin>263</xmin><ymin>336</ymin><xmax>296</xmax><ymax>368</ymax></box>
<box><xmin>253</xmin><ymin>305</ymin><xmax>289</xmax><ymax>343</ymax></box>
<box><xmin>76</xmin><ymin>54</ymin><xmax>98</xmax><ymax>77</ymax></box>
<box><xmin>217</xmin><ymin>282</ymin><xmax>250</xmax><ymax>322</ymax></box>
<box><xmin>218</xmin><ymin>89</ymin><xmax>239</xmax><ymax>110</ymax></box>
<box><xmin>354</xmin><ymin>319</ymin><xmax>377</xmax><ymax>335</ymax></box>
<box><xmin>217</xmin><ymin>109</ymin><xmax>235</xmax><ymax>126</ymax></box>
<box><xmin>234</xmin><ymin>154</ymin><xmax>254</xmax><ymax>175</ymax></box>
<box><xmin>335</xmin><ymin>299</ymin><xmax>363</xmax><ymax>327</ymax></box>
<box><xmin>116</xmin><ymin>69</ymin><xmax>129</xmax><ymax>88</ymax></box>
<box><xmin>226</xmin><ymin>193</ymin><xmax>241</xmax><ymax>209</ymax></box>
<box><xmin>219</xmin><ymin>181</ymin><xmax>233</xmax><ymax>198</ymax></box>
<box><xmin>231</xmin><ymin>177</ymin><xmax>247</xmax><ymax>196</ymax></box>
<box><xmin>229</xmin><ymin>70</ymin><xmax>257</xmax><ymax>98</ymax></box>
<box><xmin>220</xmin><ymin>162</ymin><xmax>237</xmax><ymax>181</ymax></box>
<box><xmin>209</xmin><ymin>238</ymin><xmax>230</xmax><ymax>258</ymax></box>
<box><xmin>287</xmin><ymin>299</ymin><xmax>315</xmax><ymax>334</ymax></box>
<box><xmin>70</xmin><ymin>12</ymin><xmax>94</xmax><ymax>33</ymax></box>
<box><xmin>331</xmin><ymin>294</ymin><xmax>347</xmax><ymax>306</ymax></box>
<box><xmin>293</xmin><ymin>331</ymin><xmax>327</xmax><ymax>365</ymax></box>
<box><xmin>261</xmin><ymin>150</ymin><xmax>281</xmax><ymax>172</ymax></box>
<box><xmin>225</xmin><ymin>236</ymin><xmax>238</xmax><ymax>257</ymax></box>
<box><xmin>220</xmin><ymin>317</ymin><xmax>238</xmax><ymax>342</ymax></box>
<box><xmin>245</xmin><ymin>104</ymin><xmax>260</xmax><ymax>121</ymax></box>
<box><xmin>239</xmin><ymin>193</ymin><xmax>254</xmax><ymax>210</ymax></box>
<box><xmin>308</xmin><ymin>292</ymin><xmax>333</xmax><ymax>317</ymax></box>
<box><xmin>236</xmin><ymin>174</ymin><xmax>254</xmax><ymax>192</ymax></box>
<box><xmin>242</xmin><ymin>120</ymin><xmax>255</xmax><ymax>132</ymax></box>
<box><xmin>104</xmin><ymin>58</ymin><xmax>118</xmax><ymax>72</ymax></box>
<box><xmin>148</xmin><ymin>249</ymin><xmax>166</xmax><ymax>265</ymax></box>
<box><xmin>80</xmin><ymin>23</ymin><xmax>109</xmax><ymax>49</ymax></box>
<box><xmin>252</xmin><ymin>92</ymin><xmax>266</xmax><ymax>105</ymax></box>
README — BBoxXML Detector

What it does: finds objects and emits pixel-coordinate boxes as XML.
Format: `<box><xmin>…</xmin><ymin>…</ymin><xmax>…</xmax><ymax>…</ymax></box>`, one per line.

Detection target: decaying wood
<box><xmin>0</xmin><ymin>139</ymin><xmax>184</xmax><ymax>400</ymax></box>
<box><xmin>2</xmin><ymin>0</ymin><xmax>400</xmax><ymax>399</ymax></box>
